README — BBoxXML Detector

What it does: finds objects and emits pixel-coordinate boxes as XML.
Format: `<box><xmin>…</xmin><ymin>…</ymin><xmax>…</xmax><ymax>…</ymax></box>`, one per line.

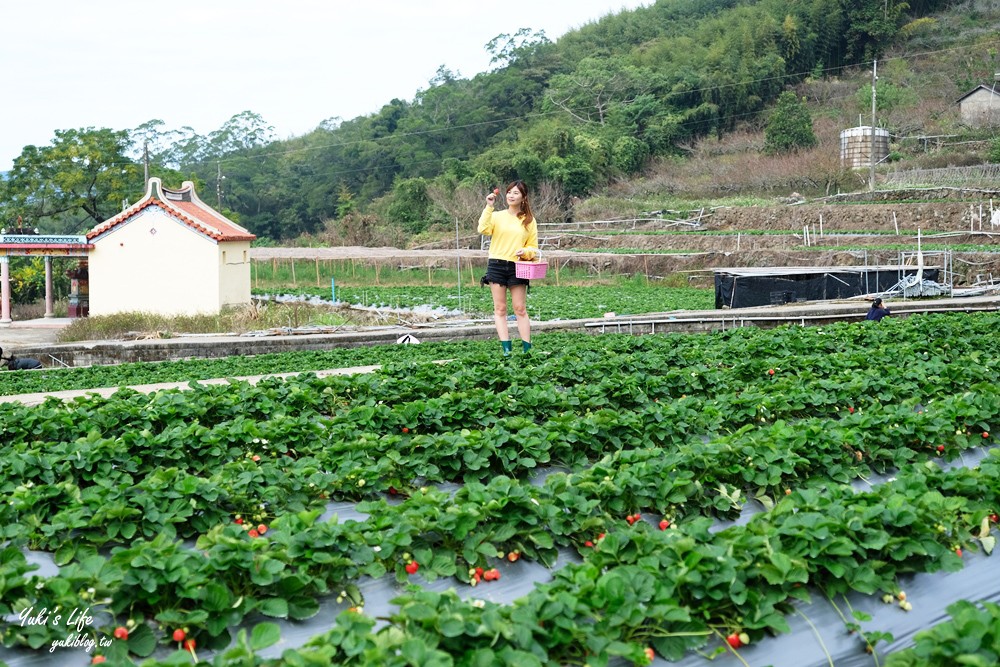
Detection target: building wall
<box><xmin>89</xmin><ymin>208</ymin><xmax>221</xmax><ymax>316</ymax></box>
<box><xmin>218</xmin><ymin>241</ymin><xmax>252</xmax><ymax>309</ymax></box>
<box><xmin>960</xmin><ymin>89</ymin><xmax>1000</xmax><ymax>126</ymax></box>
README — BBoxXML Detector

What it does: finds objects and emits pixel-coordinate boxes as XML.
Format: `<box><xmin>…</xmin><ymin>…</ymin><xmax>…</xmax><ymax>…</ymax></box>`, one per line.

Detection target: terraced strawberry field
<box><xmin>1</xmin><ymin>313</ymin><xmax>999</xmax><ymax>666</ymax></box>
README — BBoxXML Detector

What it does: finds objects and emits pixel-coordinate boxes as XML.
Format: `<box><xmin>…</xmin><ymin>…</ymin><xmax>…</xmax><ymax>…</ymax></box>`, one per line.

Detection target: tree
<box><xmin>205</xmin><ymin>111</ymin><xmax>276</xmax><ymax>156</ymax></box>
<box><xmin>764</xmin><ymin>92</ymin><xmax>817</xmax><ymax>155</ymax></box>
<box><xmin>842</xmin><ymin>0</ymin><xmax>910</xmax><ymax>61</ymax></box>
<box><xmin>546</xmin><ymin>57</ymin><xmax>657</xmax><ymax>125</ymax></box>
<box><xmin>485</xmin><ymin>28</ymin><xmax>551</xmax><ymax>70</ymax></box>
<box><xmin>2</xmin><ymin>127</ymin><xmax>143</xmax><ymax>231</ymax></box>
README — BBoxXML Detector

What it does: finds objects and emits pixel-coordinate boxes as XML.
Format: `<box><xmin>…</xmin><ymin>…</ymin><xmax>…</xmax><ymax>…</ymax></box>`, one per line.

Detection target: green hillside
<box><xmin>3</xmin><ymin>0</ymin><xmax>999</xmax><ymax>242</ymax></box>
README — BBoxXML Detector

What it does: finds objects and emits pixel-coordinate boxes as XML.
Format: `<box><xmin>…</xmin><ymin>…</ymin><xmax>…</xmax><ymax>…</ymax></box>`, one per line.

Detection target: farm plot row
<box><xmin>259</xmin><ymin>284</ymin><xmax>715</xmax><ymax>321</ymax></box>
<box><xmin>1</xmin><ymin>313</ymin><xmax>999</xmax><ymax>666</ymax></box>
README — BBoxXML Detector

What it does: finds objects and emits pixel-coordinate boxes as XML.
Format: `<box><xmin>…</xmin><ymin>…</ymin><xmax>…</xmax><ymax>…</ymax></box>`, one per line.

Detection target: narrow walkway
<box><xmin>0</xmin><ymin>364</ymin><xmax>383</xmax><ymax>407</ymax></box>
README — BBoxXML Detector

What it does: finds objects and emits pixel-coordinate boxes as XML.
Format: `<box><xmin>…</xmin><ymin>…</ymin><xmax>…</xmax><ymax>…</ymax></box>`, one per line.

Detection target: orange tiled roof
<box><xmin>87</xmin><ymin>178</ymin><xmax>256</xmax><ymax>242</ymax></box>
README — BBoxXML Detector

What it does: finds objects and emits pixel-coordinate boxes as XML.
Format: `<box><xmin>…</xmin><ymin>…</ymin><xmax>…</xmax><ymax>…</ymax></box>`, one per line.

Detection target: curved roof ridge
<box><xmin>87</xmin><ymin>177</ymin><xmax>255</xmax><ymax>242</ymax></box>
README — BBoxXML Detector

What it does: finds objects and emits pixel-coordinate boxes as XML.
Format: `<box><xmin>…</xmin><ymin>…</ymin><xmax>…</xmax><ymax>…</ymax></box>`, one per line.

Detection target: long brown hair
<box><xmin>506</xmin><ymin>180</ymin><xmax>534</xmax><ymax>228</ymax></box>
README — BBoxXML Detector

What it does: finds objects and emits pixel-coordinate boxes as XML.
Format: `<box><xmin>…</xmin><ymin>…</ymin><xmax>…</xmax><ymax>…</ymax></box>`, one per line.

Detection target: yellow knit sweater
<box><xmin>477</xmin><ymin>207</ymin><xmax>539</xmax><ymax>262</ymax></box>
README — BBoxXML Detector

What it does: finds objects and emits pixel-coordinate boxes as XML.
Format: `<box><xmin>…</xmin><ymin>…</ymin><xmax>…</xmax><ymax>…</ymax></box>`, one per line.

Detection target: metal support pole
<box><xmin>869</xmin><ymin>60</ymin><xmax>878</xmax><ymax>192</ymax></box>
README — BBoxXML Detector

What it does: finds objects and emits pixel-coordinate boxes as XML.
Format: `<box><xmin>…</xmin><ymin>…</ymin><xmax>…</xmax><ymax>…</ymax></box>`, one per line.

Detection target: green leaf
<box><xmin>258</xmin><ymin>597</ymin><xmax>289</xmax><ymax>619</ymax></box>
<box><xmin>126</xmin><ymin>622</ymin><xmax>157</xmax><ymax>657</ymax></box>
<box><xmin>54</xmin><ymin>542</ymin><xmax>77</xmax><ymax>566</ymax></box>
<box><xmin>438</xmin><ymin>615</ymin><xmax>466</xmax><ymax>638</ymax></box>
<box><xmin>250</xmin><ymin>622</ymin><xmax>281</xmax><ymax>650</ymax></box>
<box><xmin>288</xmin><ymin>597</ymin><xmax>321</xmax><ymax>620</ymax></box>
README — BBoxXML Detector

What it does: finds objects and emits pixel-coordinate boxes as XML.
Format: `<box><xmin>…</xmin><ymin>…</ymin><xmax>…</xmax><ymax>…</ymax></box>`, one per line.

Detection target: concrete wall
<box><xmin>218</xmin><ymin>242</ymin><xmax>252</xmax><ymax>309</ymax></box>
<box><xmin>960</xmin><ymin>88</ymin><xmax>1000</xmax><ymax>127</ymax></box>
<box><xmin>90</xmin><ymin>207</ymin><xmax>241</xmax><ymax>316</ymax></box>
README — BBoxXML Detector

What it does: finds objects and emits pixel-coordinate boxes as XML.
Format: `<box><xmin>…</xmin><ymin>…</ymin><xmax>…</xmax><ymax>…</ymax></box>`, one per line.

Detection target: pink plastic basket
<box><xmin>514</xmin><ymin>257</ymin><xmax>548</xmax><ymax>280</ymax></box>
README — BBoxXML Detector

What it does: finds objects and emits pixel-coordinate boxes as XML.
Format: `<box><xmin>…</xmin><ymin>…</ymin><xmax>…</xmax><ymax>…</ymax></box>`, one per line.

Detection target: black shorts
<box><xmin>481</xmin><ymin>258</ymin><xmax>530</xmax><ymax>288</ymax></box>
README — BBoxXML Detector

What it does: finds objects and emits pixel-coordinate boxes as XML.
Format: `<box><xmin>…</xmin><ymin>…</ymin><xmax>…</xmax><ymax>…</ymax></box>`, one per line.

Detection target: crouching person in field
<box><xmin>0</xmin><ymin>347</ymin><xmax>43</xmax><ymax>370</ymax></box>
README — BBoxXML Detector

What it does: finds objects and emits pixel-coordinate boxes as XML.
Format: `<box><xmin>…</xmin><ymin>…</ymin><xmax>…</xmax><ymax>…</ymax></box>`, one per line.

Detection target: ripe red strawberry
<box><xmin>490</xmin><ymin>568</ymin><xmax>501</xmax><ymax>580</ymax></box>
<box><xmin>644</xmin><ymin>647</ymin><xmax>655</xmax><ymax>661</ymax></box>
<box><xmin>584</xmin><ymin>540</ymin><xmax>594</xmax><ymax>548</ymax></box>
<box><xmin>172</xmin><ymin>628</ymin><xmax>186</xmax><ymax>642</ymax></box>
<box><xmin>848</xmin><ymin>406</ymin><xmax>855</xmax><ymax>413</ymax></box>
<box><xmin>234</xmin><ymin>517</ymin><xmax>243</xmax><ymax>525</ymax></box>
<box><xmin>184</xmin><ymin>638</ymin><xmax>196</xmax><ymax>651</ymax></box>
<box><xmin>937</xmin><ymin>445</ymin><xmax>945</xmax><ymax>453</ymax></box>
<box><xmin>768</xmin><ymin>369</ymin><xmax>775</xmax><ymax>376</ymax></box>
<box><xmin>598</xmin><ymin>532</ymin><xmax>605</xmax><ymax>540</ymax></box>
<box><xmin>956</xmin><ymin>547</ymin><xmax>963</xmax><ymax>557</ymax></box>
<box><xmin>475</xmin><ymin>566</ymin><xmax>484</xmax><ymax>576</ymax></box>
<box><xmin>984</xmin><ymin>432</ymin><xmax>990</xmax><ymax>438</ymax></box>
<box><xmin>113</xmin><ymin>626</ymin><xmax>129</xmax><ymax>640</ymax></box>
<box><xmin>92</xmin><ymin>656</ymin><xmax>107</xmax><ymax>664</ymax></box>
<box><xmin>990</xmin><ymin>513</ymin><xmax>999</xmax><ymax>523</ymax></box>
<box><xmin>405</xmin><ymin>561</ymin><xmax>419</xmax><ymax>575</ymax></box>
<box><xmin>659</xmin><ymin>519</ymin><xmax>670</xmax><ymax>530</ymax></box>
<box><xmin>726</xmin><ymin>632</ymin><xmax>742</xmax><ymax>648</ymax></box>
<box><xmin>402</xmin><ymin>427</ymin><xmax>409</xmax><ymax>434</ymax></box>
<box><xmin>508</xmin><ymin>551</ymin><xmax>520</xmax><ymax>562</ymax></box>
<box><xmin>257</xmin><ymin>524</ymin><xmax>268</xmax><ymax>534</ymax></box>
<box><xmin>493</xmin><ymin>188</ymin><xmax>500</xmax><ymax>195</ymax></box>
<box><xmin>248</xmin><ymin>529</ymin><xmax>259</xmax><ymax>538</ymax></box>
<box><xmin>252</xmin><ymin>455</ymin><xmax>261</xmax><ymax>462</ymax></box>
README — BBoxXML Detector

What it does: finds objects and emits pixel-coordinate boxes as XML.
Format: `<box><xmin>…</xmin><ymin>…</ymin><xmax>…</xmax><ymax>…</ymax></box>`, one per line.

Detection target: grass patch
<box><xmin>57</xmin><ymin>303</ymin><xmax>350</xmax><ymax>343</ymax></box>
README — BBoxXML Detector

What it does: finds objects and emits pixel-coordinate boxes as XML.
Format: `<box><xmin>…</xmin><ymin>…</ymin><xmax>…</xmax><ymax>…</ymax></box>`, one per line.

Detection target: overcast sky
<box><xmin>0</xmin><ymin>0</ymin><xmax>651</xmax><ymax>170</ymax></box>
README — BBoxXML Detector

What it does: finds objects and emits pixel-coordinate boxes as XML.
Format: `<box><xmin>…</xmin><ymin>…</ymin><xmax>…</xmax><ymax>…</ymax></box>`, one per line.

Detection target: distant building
<box><xmin>956</xmin><ymin>84</ymin><xmax>1000</xmax><ymax>127</ymax></box>
<box><xmin>87</xmin><ymin>177</ymin><xmax>256</xmax><ymax>317</ymax></box>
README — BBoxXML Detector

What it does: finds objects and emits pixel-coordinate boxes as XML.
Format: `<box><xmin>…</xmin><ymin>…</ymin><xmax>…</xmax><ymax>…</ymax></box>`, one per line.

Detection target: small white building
<box><xmin>87</xmin><ymin>177</ymin><xmax>256</xmax><ymax>316</ymax></box>
<box><xmin>956</xmin><ymin>84</ymin><xmax>1000</xmax><ymax>127</ymax></box>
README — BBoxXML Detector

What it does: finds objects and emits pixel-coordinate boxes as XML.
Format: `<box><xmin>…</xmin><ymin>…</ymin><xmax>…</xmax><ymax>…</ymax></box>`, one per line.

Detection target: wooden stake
<box><xmin>291</xmin><ymin>259</ymin><xmax>296</xmax><ymax>286</ymax></box>
<box><xmin>315</xmin><ymin>258</ymin><xmax>320</xmax><ymax>286</ymax></box>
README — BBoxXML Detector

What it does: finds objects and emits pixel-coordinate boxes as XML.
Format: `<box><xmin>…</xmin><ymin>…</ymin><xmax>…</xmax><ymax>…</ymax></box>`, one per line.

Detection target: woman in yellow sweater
<box><xmin>478</xmin><ymin>180</ymin><xmax>539</xmax><ymax>356</ymax></box>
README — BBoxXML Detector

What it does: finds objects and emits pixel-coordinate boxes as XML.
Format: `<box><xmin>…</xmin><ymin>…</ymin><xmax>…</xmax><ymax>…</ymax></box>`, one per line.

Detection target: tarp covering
<box><xmin>714</xmin><ymin>266</ymin><xmax>941</xmax><ymax>309</ymax></box>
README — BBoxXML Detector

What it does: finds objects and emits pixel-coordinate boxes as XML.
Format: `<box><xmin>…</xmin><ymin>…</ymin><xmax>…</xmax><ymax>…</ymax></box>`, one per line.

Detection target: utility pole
<box><xmin>217</xmin><ymin>162</ymin><xmax>224</xmax><ymax>209</ymax></box>
<box><xmin>869</xmin><ymin>59</ymin><xmax>878</xmax><ymax>193</ymax></box>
